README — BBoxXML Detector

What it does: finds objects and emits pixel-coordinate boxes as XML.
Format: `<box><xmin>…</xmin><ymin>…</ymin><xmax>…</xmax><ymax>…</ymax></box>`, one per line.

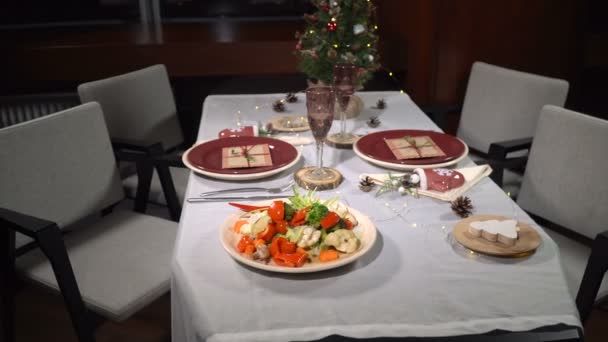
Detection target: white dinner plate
<box><xmin>219</xmin><ymin>200</ymin><xmax>377</xmax><ymax>273</ymax></box>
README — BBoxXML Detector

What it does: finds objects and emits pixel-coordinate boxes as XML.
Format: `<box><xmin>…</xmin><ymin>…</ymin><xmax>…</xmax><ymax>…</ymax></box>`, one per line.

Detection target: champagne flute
<box><xmin>305</xmin><ymin>87</ymin><xmax>335</xmax><ymax>180</ymax></box>
<box><xmin>332</xmin><ymin>63</ymin><xmax>358</xmax><ymax>142</ymax></box>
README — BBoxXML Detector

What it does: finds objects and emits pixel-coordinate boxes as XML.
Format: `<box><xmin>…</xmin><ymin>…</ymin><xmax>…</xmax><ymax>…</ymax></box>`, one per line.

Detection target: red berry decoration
<box><xmin>304</xmin><ymin>14</ymin><xmax>318</xmax><ymax>23</ymax></box>
<box><xmin>320</xmin><ymin>3</ymin><xmax>330</xmax><ymax>12</ymax></box>
<box><xmin>327</xmin><ymin>22</ymin><xmax>337</xmax><ymax>32</ymax></box>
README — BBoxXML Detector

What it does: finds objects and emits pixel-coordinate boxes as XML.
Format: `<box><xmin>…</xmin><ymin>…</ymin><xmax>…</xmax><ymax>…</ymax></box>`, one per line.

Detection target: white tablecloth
<box><xmin>171</xmin><ymin>92</ymin><xmax>580</xmax><ymax>342</ymax></box>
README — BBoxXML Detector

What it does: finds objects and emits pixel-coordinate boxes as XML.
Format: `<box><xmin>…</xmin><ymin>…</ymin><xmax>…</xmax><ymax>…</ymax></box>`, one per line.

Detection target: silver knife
<box><xmin>187</xmin><ymin>194</ymin><xmax>289</xmax><ymax>203</ymax></box>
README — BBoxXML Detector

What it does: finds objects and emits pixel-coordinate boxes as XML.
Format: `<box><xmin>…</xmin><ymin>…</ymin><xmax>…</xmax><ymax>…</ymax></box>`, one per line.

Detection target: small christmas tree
<box><xmin>295</xmin><ymin>0</ymin><xmax>381</xmax><ymax>87</ymax></box>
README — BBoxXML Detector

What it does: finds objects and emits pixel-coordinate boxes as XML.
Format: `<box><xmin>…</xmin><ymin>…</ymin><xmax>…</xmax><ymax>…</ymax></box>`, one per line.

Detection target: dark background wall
<box><xmin>1</xmin><ymin>0</ymin><xmax>606</xmax><ymax>139</ymax></box>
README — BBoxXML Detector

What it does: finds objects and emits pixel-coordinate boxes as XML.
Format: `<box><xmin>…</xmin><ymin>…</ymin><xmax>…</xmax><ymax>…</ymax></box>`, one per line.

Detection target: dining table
<box><xmin>171</xmin><ymin>91</ymin><xmax>581</xmax><ymax>342</ymax></box>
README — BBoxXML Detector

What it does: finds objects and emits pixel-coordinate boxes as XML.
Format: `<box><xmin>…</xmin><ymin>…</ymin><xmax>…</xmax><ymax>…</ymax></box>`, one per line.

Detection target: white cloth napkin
<box><xmin>360</xmin><ymin>164</ymin><xmax>493</xmax><ymax>202</ymax></box>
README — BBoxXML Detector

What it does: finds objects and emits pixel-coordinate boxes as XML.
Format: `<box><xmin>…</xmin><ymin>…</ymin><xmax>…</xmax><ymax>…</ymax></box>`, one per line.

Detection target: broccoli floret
<box><xmin>284</xmin><ymin>202</ymin><xmax>295</xmax><ymax>221</ymax></box>
<box><xmin>305</xmin><ymin>203</ymin><xmax>329</xmax><ymax>228</ymax></box>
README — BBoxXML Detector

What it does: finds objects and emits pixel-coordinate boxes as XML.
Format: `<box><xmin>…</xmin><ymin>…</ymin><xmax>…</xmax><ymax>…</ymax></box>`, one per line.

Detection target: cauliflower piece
<box><xmin>253</xmin><ymin>244</ymin><xmax>270</xmax><ymax>262</ymax></box>
<box><xmin>324</xmin><ymin>230</ymin><xmax>359</xmax><ymax>253</ymax></box>
<box><xmin>297</xmin><ymin>227</ymin><xmax>322</xmax><ymax>248</ymax></box>
<box><xmin>248</xmin><ymin>212</ymin><xmax>271</xmax><ymax>235</ymax></box>
<box><xmin>238</xmin><ymin>223</ymin><xmax>252</xmax><ymax>235</ymax></box>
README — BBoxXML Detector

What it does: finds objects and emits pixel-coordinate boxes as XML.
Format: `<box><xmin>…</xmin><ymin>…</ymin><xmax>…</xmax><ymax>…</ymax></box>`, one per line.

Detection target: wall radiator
<box><xmin>0</xmin><ymin>93</ymin><xmax>80</xmax><ymax>129</ymax></box>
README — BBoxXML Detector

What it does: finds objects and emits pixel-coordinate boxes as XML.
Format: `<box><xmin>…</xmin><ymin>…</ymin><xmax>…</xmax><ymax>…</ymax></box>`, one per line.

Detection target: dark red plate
<box><xmin>185</xmin><ymin>136</ymin><xmax>298</xmax><ymax>175</ymax></box>
<box><xmin>355</xmin><ymin>130</ymin><xmax>466</xmax><ymax>165</ymax></box>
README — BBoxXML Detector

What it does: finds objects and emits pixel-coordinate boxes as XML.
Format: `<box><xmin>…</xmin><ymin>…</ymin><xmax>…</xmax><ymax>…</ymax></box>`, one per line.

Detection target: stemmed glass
<box><xmin>305</xmin><ymin>86</ymin><xmax>335</xmax><ymax>180</ymax></box>
<box><xmin>331</xmin><ymin>63</ymin><xmax>358</xmax><ymax>143</ymax></box>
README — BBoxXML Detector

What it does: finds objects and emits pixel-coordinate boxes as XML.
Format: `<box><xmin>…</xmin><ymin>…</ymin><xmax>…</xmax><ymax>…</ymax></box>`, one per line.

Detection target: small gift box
<box><xmin>384</xmin><ymin>135</ymin><xmax>446</xmax><ymax>160</ymax></box>
<box><xmin>221</xmin><ymin>144</ymin><xmax>273</xmax><ymax>169</ymax></box>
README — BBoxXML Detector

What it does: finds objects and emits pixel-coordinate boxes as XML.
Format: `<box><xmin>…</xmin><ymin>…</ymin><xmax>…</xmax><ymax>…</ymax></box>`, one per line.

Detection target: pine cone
<box><xmin>367</xmin><ymin>116</ymin><xmax>381</xmax><ymax>128</ymax></box>
<box><xmin>450</xmin><ymin>196</ymin><xmax>474</xmax><ymax>218</ymax></box>
<box><xmin>285</xmin><ymin>93</ymin><xmax>298</xmax><ymax>103</ymax></box>
<box><xmin>376</xmin><ymin>98</ymin><xmax>386</xmax><ymax>109</ymax></box>
<box><xmin>272</xmin><ymin>100</ymin><xmax>286</xmax><ymax>112</ymax></box>
<box><xmin>359</xmin><ymin>176</ymin><xmax>375</xmax><ymax>192</ymax></box>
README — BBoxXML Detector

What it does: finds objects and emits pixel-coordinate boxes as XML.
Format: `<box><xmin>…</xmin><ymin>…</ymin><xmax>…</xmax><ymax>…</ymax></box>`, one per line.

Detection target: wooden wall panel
<box><xmin>377</xmin><ymin>0</ymin><xmax>439</xmax><ymax>105</ymax></box>
<box><xmin>0</xmin><ymin>21</ymin><xmax>302</xmax><ymax>90</ymax></box>
<box><xmin>433</xmin><ymin>0</ymin><xmax>582</xmax><ymax>105</ymax></box>
<box><xmin>1</xmin><ymin>0</ymin><xmax>583</xmax><ymax>110</ymax></box>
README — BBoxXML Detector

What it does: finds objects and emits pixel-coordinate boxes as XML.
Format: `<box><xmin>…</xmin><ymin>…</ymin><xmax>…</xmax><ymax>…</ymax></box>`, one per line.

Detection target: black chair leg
<box><xmin>155</xmin><ymin>164</ymin><xmax>182</xmax><ymax>221</ymax></box>
<box><xmin>487</xmin><ymin>145</ymin><xmax>506</xmax><ymax>187</ymax></box>
<box><xmin>134</xmin><ymin>159</ymin><xmax>153</xmax><ymax>215</ymax></box>
<box><xmin>1</xmin><ymin>228</ymin><xmax>16</xmax><ymax>342</ymax></box>
<box><xmin>35</xmin><ymin>226</ymin><xmax>95</xmax><ymax>342</ymax></box>
<box><xmin>576</xmin><ymin>232</ymin><xmax>608</xmax><ymax>322</ymax></box>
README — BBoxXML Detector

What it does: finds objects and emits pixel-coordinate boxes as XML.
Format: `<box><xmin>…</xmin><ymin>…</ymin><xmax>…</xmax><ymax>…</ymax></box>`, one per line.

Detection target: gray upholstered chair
<box><xmin>78</xmin><ymin>65</ymin><xmax>189</xmax><ymax>217</ymax></box>
<box><xmin>0</xmin><ymin>103</ymin><xmax>177</xmax><ymax>341</ymax></box>
<box><xmin>458</xmin><ymin>62</ymin><xmax>570</xmax><ymax>155</ymax></box>
<box><xmin>427</xmin><ymin>62</ymin><xmax>569</xmax><ymax>195</ymax></box>
<box><xmin>495</xmin><ymin>105</ymin><xmax>608</xmax><ymax>321</ymax></box>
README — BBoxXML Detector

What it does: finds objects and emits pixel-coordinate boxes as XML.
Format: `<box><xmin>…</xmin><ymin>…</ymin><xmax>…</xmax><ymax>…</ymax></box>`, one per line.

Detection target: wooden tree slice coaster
<box><xmin>326</xmin><ymin>133</ymin><xmax>360</xmax><ymax>149</ymax></box>
<box><xmin>453</xmin><ymin>215</ymin><xmax>542</xmax><ymax>257</ymax></box>
<box><xmin>294</xmin><ymin>167</ymin><xmax>343</xmax><ymax>190</ymax></box>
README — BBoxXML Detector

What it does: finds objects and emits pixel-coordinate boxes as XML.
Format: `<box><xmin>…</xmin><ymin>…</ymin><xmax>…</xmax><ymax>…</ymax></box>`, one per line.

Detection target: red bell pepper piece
<box><xmin>290</xmin><ymin>208</ymin><xmax>309</xmax><ymax>226</ymax></box>
<box><xmin>272</xmin><ymin>252</ymin><xmax>308</xmax><ymax>267</ymax></box>
<box><xmin>236</xmin><ymin>236</ymin><xmax>254</xmax><ymax>253</ymax></box>
<box><xmin>243</xmin><ymin>245</ymin><xmax>256</xmax><ymax>257</ymax></box>
<box><xmin>275</xmin><ymin>220</ymin><xmax>288</xmax><ymax>234</ymax></box>
<box><xmin>269</xmin><ymin>237</ymin><xmax>281</xmax><ymax>257</ymax></box>
<box><xmin>228</xmin><ymin>202</ymin><xmax>269</xmax><ymax>212</ymax></box>
<box><xmin>278</xmin><ymin>238</ymin><xmax>296</xmax><ymax>254</ymax></box>
<box><xmin>268</xmin><ymin>201</ymin><xmax>285</xmax><ymax>222</ymax></box>
<box><xmin>344</xmin><ymin>218</ymin><xmax>354</xmax><ymax>230</ymax></box>
<box><xmin>257</xmin><ymin>223</ymin><xmax>276</xmax><ymax>242</ymax></box>
<box><xmin>320</xmin><ymin>211</ymin><xmax>340</xmax><ymax>230</ymax></box>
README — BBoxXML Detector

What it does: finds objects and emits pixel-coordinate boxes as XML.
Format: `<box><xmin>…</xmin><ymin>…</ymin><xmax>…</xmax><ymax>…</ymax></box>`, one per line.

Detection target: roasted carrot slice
<box><xmin>319</xmin><ymin>249</ymin><xmax>339</xmax><ymax>262</ymax></box>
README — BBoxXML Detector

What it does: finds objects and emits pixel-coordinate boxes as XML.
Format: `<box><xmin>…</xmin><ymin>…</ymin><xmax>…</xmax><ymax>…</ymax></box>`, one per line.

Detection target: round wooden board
<box><xmin>453</xmin><ymin>215</ymin><xmax>542</xmax><ymax>257</ymax></box>
<box><xmin>269</xmin><ymin>115</ymin><xmax>310</xmax><ymax>132</ymax></box>
<box><xmin>294</xmin><ymin>167</ymin><xmax>343</xmax><ymax>190</ymax></box>
<box><xmin>326</xmin><ymin>133</ymin><xmax>360</xmax><ymax>149</ymax></box>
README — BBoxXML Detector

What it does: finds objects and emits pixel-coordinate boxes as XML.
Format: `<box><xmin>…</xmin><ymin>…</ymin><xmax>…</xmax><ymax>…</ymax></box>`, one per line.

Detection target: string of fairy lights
<box><xmin>232</xmin><ymin>67</ymin><xmax>406</xmax><ymax>126</ymax></box>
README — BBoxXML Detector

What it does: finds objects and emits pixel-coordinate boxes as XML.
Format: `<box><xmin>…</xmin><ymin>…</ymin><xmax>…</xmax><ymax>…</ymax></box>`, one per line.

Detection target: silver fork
<box><xmin>199</xmin><ymin>180</ymin><xmax>295</xmax><ymax>197</ymax></box>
